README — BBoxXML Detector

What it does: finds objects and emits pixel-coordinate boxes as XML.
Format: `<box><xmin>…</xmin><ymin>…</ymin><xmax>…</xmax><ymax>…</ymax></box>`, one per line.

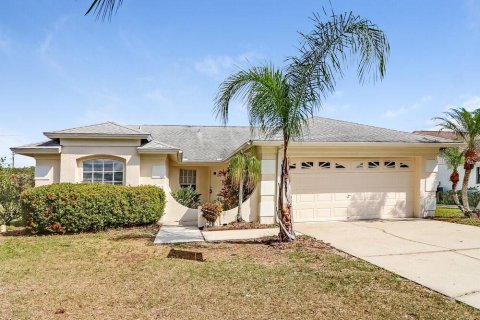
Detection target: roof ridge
<box><xmin>146</xmin><ymin>139</ymin><xmax>180</xmax><ymax>149</ymax></box>
<box><xmin>46</xmin><ymin>121</ymin><xmax>149</xmax><ymax>135</ymax></box>
<box><xmin>134</xmin><ymin>124</ymin><xmax>252</xmax><ymax>128</ymax></box>
<box><xmin>46</xmin><ymin>121</ymin><xmax>114</xmax><ymax>133</ymax></box>
<box><xmin>108</xmin><ymin>122</ymin><xmax>147</xmax><ymax>134</ymax></box>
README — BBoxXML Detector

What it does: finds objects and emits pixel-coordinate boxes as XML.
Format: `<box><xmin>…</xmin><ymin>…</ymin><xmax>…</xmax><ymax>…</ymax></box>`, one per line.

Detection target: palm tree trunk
<box><xmin>462</xmin><ymin>168</ymin><xmax>472</xmax><ymax>216</ymax></box>
<box><xmin>237</xmin><ymin>180</ymin><xmax>243</xmax><ymax>222</ymax></box>
<box><xmin>450</xmin><ymin>170</ymin><xmax>463</xmax><ymax>211</ymax></box>
<box><xmin>278</xmin><ymin>139</ymin><xmax>295</xmax><ymax>242</ymax></box>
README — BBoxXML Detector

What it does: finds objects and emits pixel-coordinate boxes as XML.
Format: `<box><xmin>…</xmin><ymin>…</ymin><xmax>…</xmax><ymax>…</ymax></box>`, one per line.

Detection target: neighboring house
<box><xmin>12</xmin><ymin>117</ymin><xmax>459</xmax><ymax>225</ymax></box>
<box><xmin>413</xmin><ymin>130</ymin><xmax>479</xmax><ymax>192</ymax></box>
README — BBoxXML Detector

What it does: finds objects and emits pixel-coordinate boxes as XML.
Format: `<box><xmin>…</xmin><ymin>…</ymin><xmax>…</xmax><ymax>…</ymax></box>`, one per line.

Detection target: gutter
<box><xmin>10</xmin><ymin>146</ymin><xmax>61</xmax><ymax>155</ymax></box>
<box><xmin>44</xmin><ymin>133</ymin><xmax>152</xmax><ymax>141</ymax></box>
<box><xmin>251</xmin><ymin>141</ymin><xmax>464</xmax><ymax>148</ymax></box>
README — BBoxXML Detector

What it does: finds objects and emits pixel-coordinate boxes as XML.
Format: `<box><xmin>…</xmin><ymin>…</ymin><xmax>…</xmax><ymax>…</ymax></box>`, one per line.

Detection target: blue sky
<box><xmin>2</xmin><ymin>0</ymin><xmax>480</xmax><ymax>166</ymax></box>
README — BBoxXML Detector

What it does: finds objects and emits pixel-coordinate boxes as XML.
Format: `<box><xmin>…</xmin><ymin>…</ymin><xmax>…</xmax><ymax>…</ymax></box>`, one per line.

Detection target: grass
<box><xmin>1</xmin><ymin>227</ymin><xmax>479</xmax><ymax>319</ymax></box>
<box><xmin>435</xmin><ymin>207</ymin><xmax>480</xmax><ymax>227</ymax></box>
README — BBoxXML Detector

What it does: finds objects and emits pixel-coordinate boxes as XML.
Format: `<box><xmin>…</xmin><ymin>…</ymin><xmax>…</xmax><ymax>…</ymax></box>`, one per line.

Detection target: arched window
<box><xmin>83</xmin><ymin>159</ymin><xmax>124</xmax><ymax>185</ymax></box>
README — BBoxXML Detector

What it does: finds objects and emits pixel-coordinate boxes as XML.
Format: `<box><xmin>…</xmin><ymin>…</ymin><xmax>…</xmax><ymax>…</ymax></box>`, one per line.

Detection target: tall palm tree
<box><xmin>215</xmin><ymin>12</ymin><xmax>389</xmax><ymax>241</ymax></box>
<box><xmin>435</xmin><ymin>108</ymin><xmax>480</xmax><ymax>215</ymax></box>
<box><xmin>439</xmin><ymin>147</ymin><xmax>464</xmax><ymax>209</ymax></box>
<box><xmin>229</xmin><ymin>152</ymin><xmax>261</xmax><ymax>222</ymax></box>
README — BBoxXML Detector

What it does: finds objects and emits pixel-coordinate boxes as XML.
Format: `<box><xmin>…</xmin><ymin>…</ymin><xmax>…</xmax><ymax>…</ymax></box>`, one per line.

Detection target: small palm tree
<box><xmin>434</xmin><ymin>108</ymin><xmax>480</xmax><ymax>215</ymax></box>
<box><xmin>215</xmin><ymin>12</ymin><xmax>389</xmax><ymax>241</ymax></box>
<box><xmin>439</xmin><ymin>148</ymin><xmax>465</xmax><ymax>209</ymax></box>
<box><xmin>229</xmin><ymin>152</ymin><xmax>260</xmax><ymax>222</ymax></box>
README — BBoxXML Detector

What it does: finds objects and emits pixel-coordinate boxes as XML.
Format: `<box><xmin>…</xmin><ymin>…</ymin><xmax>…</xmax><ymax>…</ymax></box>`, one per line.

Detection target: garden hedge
<box><xmin>21</xmin><ymin>183</ymin><xmax>166</xmax><ymax>233</ymax></box>
<box><xmin>437</xmin><ymin>190</ymin><xmax>480</xmax><ymax>207</ymax></box>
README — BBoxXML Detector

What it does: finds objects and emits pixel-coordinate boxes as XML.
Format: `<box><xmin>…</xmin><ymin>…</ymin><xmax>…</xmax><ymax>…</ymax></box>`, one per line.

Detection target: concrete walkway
<box><xmin>295</xmin><ymin>219</ymin><xmax>480</xmax><ymax>309</ymax></box>
<box><xmin>154</xmin><ymin>226</ymin><xmax>204</xmax><ymax>244</ymax></box>
<box><xmin>202</xmin><ymin>228</ymin><xmax>278</xmax><ymax>242</ymax></box>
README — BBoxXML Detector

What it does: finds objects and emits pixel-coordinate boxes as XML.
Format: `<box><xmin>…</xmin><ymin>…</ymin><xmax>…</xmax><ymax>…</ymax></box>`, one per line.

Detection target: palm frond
<box><xmin>229</xmin><ymin>153</ymin><xmax>247</xmax><ymax>186</ymax></box>
<box><xmin>244</xmin><ymin>153</ymin><xmax>261</xmax><ymax>188</ymax></box>
<box><xmin>85</xmin><ymin>0</ymin><xmax>123</xmax><ymax>20</ymax></box>
<box><xmin>214</xmin><ymin>65</ymin><xmax>299</xmax><ymax>139</ymax></box>
<box><xmin>287</xmin><ymin>11</ymin><xmax>390</xmax><ymax>113</ymax></box>
<box><xmin>433</xmin><ymin>107</ymin><xmax>480</xmax><ymax>151</ymax></box>
<box><xmin>440</xmin><ymin>148</ymin><xmax>465</xmax><ymax>170</ymax></box>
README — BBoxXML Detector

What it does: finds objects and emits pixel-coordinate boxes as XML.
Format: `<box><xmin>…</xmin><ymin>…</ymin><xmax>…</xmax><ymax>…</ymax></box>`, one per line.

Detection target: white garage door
<box><xmin>290</xmin><ymin>158</ymin><xmax>414</xmax><ymax>222</ymax></box>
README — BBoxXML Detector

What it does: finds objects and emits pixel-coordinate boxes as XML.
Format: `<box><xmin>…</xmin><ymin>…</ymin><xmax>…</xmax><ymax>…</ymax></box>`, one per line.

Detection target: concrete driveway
<box><xmin>295</xmin><ymin>219</ymin><xmax>480</xmax><ymax>309</ymax></box>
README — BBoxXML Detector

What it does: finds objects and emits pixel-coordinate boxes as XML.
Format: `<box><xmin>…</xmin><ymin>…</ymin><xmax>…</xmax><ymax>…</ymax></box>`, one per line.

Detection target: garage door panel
<box><xmin>291</xmin><ymin>158</ymin><xmax>414</xmax><ymax>222</ymax></box>
<box><xmin>317</xmin><ymin>193</ymin><xmax>332</xmax><ymax>201</ymax></box>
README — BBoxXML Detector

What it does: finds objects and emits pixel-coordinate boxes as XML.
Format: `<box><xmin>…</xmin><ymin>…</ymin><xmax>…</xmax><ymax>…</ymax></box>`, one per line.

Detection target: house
<box><xmin>413</xmin><ymin>130</ymin><xmax>479</xmax><ymax>191</ymax></box>
<box><xmin>12</xmin><ymin>117</ymin><xmax>460</xmax><ymax>225</ymax></box>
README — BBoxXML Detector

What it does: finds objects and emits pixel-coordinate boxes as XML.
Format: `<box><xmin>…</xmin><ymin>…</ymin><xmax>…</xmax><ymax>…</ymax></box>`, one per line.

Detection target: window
<box><xmin>335</xmin><ymin>163</ymin><xmax>346</xmax><ymax>169</ymax></box>
<box><xmin>399</xmin><ymin>162</ymin><xmax>410</xmax><ymax>169</ymax></box>
<box><xmin>355</xmin><ymin>162</ymin><xmax>364</xmax><ymax>169</ymax></box>
<box><xmin>301</xmin><ymin>162</ymin><xmax>314</xmax><ymax>169</ymax></box>
<box><xmin>477</xmin><ymin>168</ymin><xmax>480</xmax><ymax>184</ymax></box>
<box><xmin>319</xmin><ymin>161</ymin><xmax>331</xmax><ymax>169</ymax></box>
<box><xmin>368</xmin><ymin>161</ymin><xmax>380</xmax><ymax>169</ymax></box>
<box><xmin>180</xmin><ymin>169</ymin><xmax>196</xmax><ymax>189</ymax></box>
<box><xmin>384</xmin><ymin>161</ymin><xmax>396</xmax><ymax>169</ymax></box>
<box><xmin>83</xmin><ymin>159</ymin><xmax>124</xmax><ymax>185</ymax></box>
<box><xmin>289</xmin><ymin>163</ymin><xmax>297</xmax><ymax>170</ymax></box>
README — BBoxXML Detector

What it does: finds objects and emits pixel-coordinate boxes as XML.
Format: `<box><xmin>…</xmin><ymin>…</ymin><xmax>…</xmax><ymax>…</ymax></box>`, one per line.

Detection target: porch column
<box><xmin>257</xmin><ymin>147</ymin><xmax>278</xmax><ymax>224</ymax></box>
<box><xmin>414</xmin><ymin>155</ymin><xmax>439</xmax><ymax>218</ymax></box>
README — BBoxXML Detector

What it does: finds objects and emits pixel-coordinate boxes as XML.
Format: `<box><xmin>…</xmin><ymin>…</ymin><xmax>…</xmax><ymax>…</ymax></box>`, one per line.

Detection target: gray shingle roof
<box><xmin>130</xmin><ymin>117</ymin><xmax>458</xmax><ymax>162</ymax></box>
<box><xmin>44</xmin><ymin>122</ymin><xmax>150</xmax><ymax>138</ymax></box>
<box><xmin>13</xmin><ymin>140</ymin><xmax>60</xmax><ymax>148</ymax></box>
<box><xmin>13</xmin><ymin>117</ymin><xmax>460</xmax><ymax>161</ymax></box>
<box><xmin>133</xmin><ymin>125</ymin><xmax>252</xmax><ymax>161</ymax></box>
<box><xmin>284</xmin><ymin>117</ymin><xmax>457</xmax><ymax>144</ymax></box>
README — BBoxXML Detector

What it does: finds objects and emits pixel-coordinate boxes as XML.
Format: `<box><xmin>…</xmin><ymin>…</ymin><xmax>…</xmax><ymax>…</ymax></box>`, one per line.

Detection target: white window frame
<box><xmin>179</xmin><ymin>169</ymin><xmax>196</xmax><ymax>189</ymax></box>
<box><xmin>82</xmin><ymin>159</ymin><xmax>125</xmax><ymax>185</ymax></box>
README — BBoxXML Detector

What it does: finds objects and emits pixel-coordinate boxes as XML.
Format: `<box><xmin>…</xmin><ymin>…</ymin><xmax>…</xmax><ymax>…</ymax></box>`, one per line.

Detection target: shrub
<box><xmin>171</xmin><ymin>187</ymin><xmax>201</xmax><ymax>208</ymax></box>
<box><xmin>21</xmin><ymin>183</ymin><xmax>166</xmax><ymax>234</ymax></box>
<box><xmin>217</xmin><ymin>169</ymin><xmax>256</xmax><ymax>210</ymax></box>
<box><xmin>0</xmin><ymin>159</ymin><xmax>34</xmax><ymax>225</ymax></box>
<box><xmin>437</xmin><ymin>190</ymin><xmax>480</xmax><ymax>207</ymax></box>
<box><xmin>201</xmin><ymin>201</ymin><xmax>223</xmax><ymax>223</ymax></box>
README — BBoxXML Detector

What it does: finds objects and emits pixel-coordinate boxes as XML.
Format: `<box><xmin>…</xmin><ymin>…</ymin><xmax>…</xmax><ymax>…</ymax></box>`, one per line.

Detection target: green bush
<box><xmin>21</xmin><ymin>183</ymin><xmax>166</xmax><ymax>234</ymax></box>
<box><xmin>0</xmin><ymin>160</ymin><xmax>34</xmax><ymax>225</ymax></box>
<box><xmin>171</xmin><ymin>187</ymin><xmax>201</xmax><ymax>208</ymax></box>
<box><xmin>437</xmin><ymin>190</ymin><xmax>480</xmax><ymax>207</ymax></box>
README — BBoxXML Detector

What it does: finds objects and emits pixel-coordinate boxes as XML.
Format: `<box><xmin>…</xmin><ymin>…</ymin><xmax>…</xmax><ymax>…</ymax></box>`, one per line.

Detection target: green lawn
<box><xmin>1</xmin><ymin>227</ymin><xmax>479</xmax><ymax>319</ymax></box>
<box><xmin>435</xmin><ymin>207</ymin><xmax>480</xmax><ymax>227</ymax></box>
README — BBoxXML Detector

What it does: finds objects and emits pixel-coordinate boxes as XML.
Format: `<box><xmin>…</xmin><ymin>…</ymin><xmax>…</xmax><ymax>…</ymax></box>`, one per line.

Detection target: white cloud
<box><xmin>194</xmin><ymin>51</ymin><xmax>261</xmax><ymax>78</ymax></box>
<box><xmin>462</xmin><ymin>95</ymin><xmax>480</xmax><ymax>111</ymax></box>
<box><xmin>38</xmin><ymin>16</ymin><xmax>69</xmax><ymax>73</ymax></box>
<box><xmin>383</xmin><ymin>95</ymin><xmax>433</xmax><ymax>119</ymax></box>
<box><xmin>442</xmin><ymin>95</ymin><xmax>480</xmax><ymax>111</ymax></box>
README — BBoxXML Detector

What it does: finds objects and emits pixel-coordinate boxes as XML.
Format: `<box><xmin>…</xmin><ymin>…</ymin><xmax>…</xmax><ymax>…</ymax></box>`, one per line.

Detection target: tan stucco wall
<box><xmin>33</xmin><ymin>155</ymin><xmax>61</xmax><ymax>187</ymax></box>
<box><xmin>168</xmin><ymin>165</ymin><xmax>210</xmax><ymax>203</ymax></box>
<box><xmin>60</xmin><ymin>143</ymin><xmax>141</xmax><ymax>186</ymax></box>
<box><xmin>139</xmin><ymin>154</ymin><xmax>169</xmax><ymax>189</ymax></box>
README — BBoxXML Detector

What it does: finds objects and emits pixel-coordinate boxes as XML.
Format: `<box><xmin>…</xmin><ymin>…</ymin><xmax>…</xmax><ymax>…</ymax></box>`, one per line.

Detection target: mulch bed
<box><xmin>203</xmin><ymin>222</ymin><xmax>278</xmax><ymax>231</ymax></box>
